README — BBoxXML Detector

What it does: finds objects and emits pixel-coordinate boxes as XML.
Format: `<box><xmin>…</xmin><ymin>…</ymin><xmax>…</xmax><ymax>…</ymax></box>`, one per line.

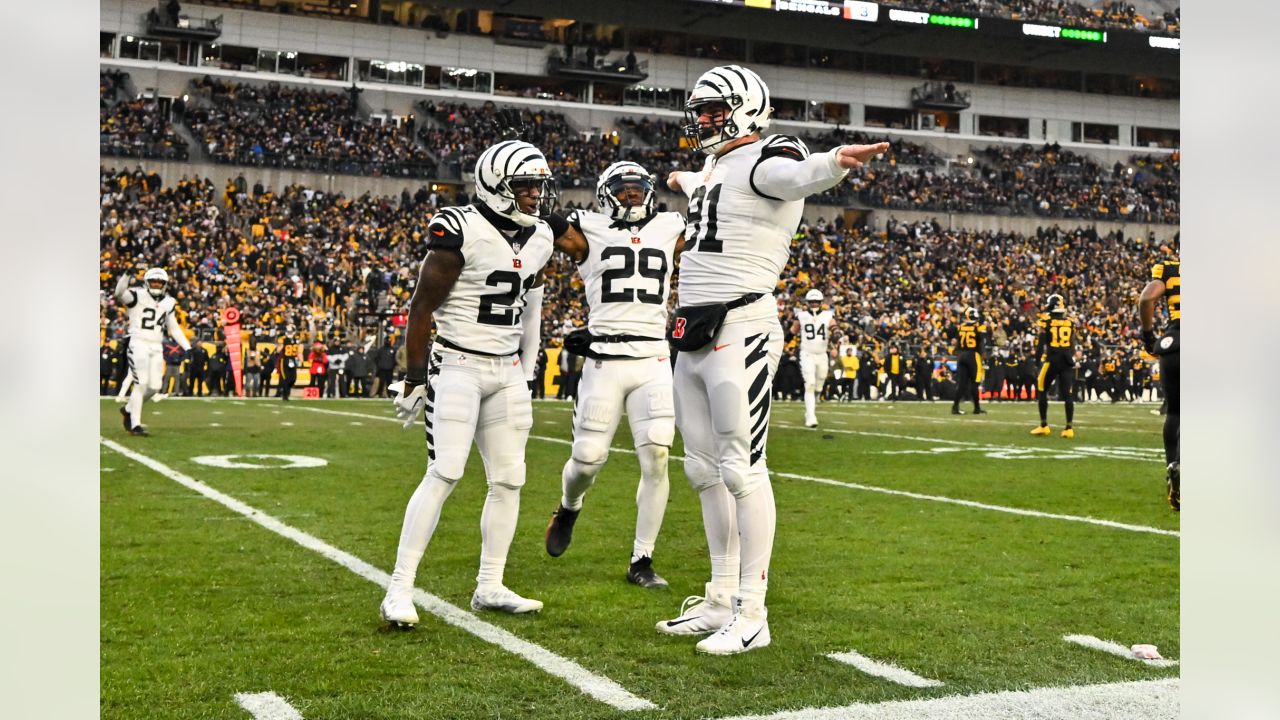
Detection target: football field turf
<box><xmin>100</xmin><ymin>397</ymin><xmax>1179</xmax><ymax>719</ymax></box>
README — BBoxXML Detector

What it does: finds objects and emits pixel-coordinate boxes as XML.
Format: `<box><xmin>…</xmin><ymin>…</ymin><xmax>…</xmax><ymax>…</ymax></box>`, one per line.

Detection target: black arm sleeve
<box><xmin>543</xmin><ymin>210</ymin><xmax>571</xmax><ymax>238</ymax></box>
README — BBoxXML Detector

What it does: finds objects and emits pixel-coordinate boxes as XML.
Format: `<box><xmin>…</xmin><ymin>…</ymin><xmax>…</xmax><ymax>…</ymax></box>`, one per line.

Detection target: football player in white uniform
<box><xmin>791</xmin><ymin>289</ymin><xmax>834</xmax><ymax>428</ymax></box>
<box><xmin>657</xmin><ymin>64</ymin><xmax>888</xmax><ymax>654</ymax></box>
<box><xmin>113</xmin><ymin>267</ymin><xmax>191</xmax><ymax>435</ymax></box>
<box><xmin>541</xmin><ymin>161</ymin><xmax>684</xmax><ymax>590</ymax></box>
<box><xmin>379</xmin><ymin>140</ymin><xmax>560</xmax><ymax>627</ymax></box>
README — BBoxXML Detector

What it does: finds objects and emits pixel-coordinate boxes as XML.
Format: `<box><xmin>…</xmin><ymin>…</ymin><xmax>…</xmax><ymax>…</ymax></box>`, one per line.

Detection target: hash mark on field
<box><xmin>716</xmin><ymin>679</ymin><xmax>1177</xmax><ymax>720</ymax></box>
<box><xmin>287</xmin><ymin>407</ymin><xmax>1178</xmax><ymax>538</ymax></box>
<box><xmin>234</xmin><ymin>691</ymin><xmax>304</xmax><ymax>719</ymax></box>
<box><xmin>213</xmin><ymin>411</ymin><xmax>224</xmax><ymax>415</ymax></box>
<box><xmin>349</xmin><ymin>421</ymin><xmax>364</xmax><ymax>426</ymax></box>
<box><xmin>826</xmin><ymin>650</ymin><xmax>944</xmax><ymax>688</ymax></box>
<box><xmin>210</xmin><ymin>423</ymin><xmax>222</xmax><ymax>427</ymax></box>
<box><xmin>1063</xmin><ymin>634</ymin><xmax>1180</xmax><ymax>668</ymax></box>
<box><xmin>281</xmin><ymin>422</ymin><xmax>294</xmax><ymax>426</ymax></box>
<box><xmin>101</xmin><ymin>439</ymin><xmax>656</xmax><ymax>712</ymax></box>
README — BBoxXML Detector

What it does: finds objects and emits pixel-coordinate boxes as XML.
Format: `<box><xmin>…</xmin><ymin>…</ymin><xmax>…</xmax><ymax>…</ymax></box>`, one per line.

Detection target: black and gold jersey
<box><xmin>1151</xmin><ymin>260</ymin><xmax>1180</xmax><ymax>322</ymax></box>
<box><xmin>1040</xmin><ymin>317</ymin><xmax>1075</xmax><ymax>363</ymax></box>
<box><xmin>955</xmin><ymin>322</ymin><xmax>987</xmax><ymax>354</ymax></box>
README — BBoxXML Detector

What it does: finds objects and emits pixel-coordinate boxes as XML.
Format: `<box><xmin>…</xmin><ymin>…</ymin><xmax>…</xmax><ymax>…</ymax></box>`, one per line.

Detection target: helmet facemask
<box><xmin>683</xmin><ymin>98</ymin><xmax>740</xmax><ymax>154</ymax></box>
<box><xmin>597</xmin><ymin>164</ymin><xmax>655</xmax><ymax>224</ymax></box>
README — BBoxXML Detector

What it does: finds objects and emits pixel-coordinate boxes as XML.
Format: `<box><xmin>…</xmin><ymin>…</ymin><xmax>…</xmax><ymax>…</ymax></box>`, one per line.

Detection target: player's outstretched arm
<box><xmin>753</xmin><ymin>141</ymin><xmax>890</xmax><ymax>202</ymax></box>
<box><xmin>519</xmin><ymin>277</ymin><xmax>545</xmax><ymax>383</ymax></box>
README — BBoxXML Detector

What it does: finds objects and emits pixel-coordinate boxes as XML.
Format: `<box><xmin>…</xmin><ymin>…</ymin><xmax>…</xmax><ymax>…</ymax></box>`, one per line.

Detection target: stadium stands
<box><xmin>182</xmin><ymin>77</ymin><xmax>437</xmax><ymax>178</ymax></box>
<box><xmin>100</xmin><ymin>71</ymin><xmax>190</xmax><ymax>161</ymax></box>
<box><xmin>100</xmin><ymin>167</ymin><xmax>1173</xmax><ymax>364</ymax></box>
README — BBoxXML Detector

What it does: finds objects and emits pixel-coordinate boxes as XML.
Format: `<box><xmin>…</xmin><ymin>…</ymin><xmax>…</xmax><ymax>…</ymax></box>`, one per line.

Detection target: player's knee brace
<box><xmin>486</xmin><ymin>461</ymin><xmax>527</xmax><ymax>491</ymax></box>
<box><xmin>570</xmin><ymin>432</ymin><xmax>611</xmax><ymax>468</ymax></box>
<box><xmin>719</xmin><ymin>461</ymin><xmax>765</xmax><ymax>499</ymax></box>
<box><xmin>635</xmin><ymin>443</ymin><xmax>670</xmax><ymax>482</ymax></box>
<box><xmin>683</xmin><ymin>454</ymin><xmax>720</xmax><ymax>493</ymax></box>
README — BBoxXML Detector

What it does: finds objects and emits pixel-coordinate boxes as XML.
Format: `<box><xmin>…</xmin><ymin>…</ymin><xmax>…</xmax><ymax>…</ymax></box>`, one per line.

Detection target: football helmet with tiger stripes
<box><xmin>682</xmin><ymin>65</ymin><xmax>773</xmax><ymax>154</ymax></box>
<box><xmin>473</xmin><ymin>140</ymin><xmax>556</xmax><ymax>227</ymax></box>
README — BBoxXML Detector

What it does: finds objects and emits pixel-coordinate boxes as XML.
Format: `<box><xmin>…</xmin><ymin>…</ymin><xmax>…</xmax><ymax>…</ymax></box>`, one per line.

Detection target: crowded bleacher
<box><xmin>182</xmin><ymin>77</ymin><xmax>437</xmax><ymax>178</ymax></box>
<box><xmin>100</xmin><ymin>163</ymin><xmax>1174</xmax><ymax>381</ymax></box>
<box><xmin>100</xmin><ymin>71</ymin><xmax>190</xmax><ymax>161</ymax></box>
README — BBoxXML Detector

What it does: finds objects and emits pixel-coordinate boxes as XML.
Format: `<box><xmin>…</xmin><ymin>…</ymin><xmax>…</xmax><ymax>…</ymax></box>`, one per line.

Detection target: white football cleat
<box><xmin>470</xmin><ymin>585</ymin><xmax>543</xmax><ymax>614</ymax></box>
<box><xmin>380</xmin><ymin>588</ymin><xmax>419</xmax><ymax>628</ymax></box>
<box><xmin>655</xmin><ymin>583</ymin><xmax>733</xmax><ymax>636</ymax></box>
<box><xmin>695</xmin><ymin>597</ymin><xmax>770</xmax><ymax>655</ymax></box>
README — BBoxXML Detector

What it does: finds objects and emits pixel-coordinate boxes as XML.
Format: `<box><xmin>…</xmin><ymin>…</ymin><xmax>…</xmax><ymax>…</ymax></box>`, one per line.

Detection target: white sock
<box><xmin>476</xmin><ymin>483</ymin><xmax>521</xmax><ymax>589</ymax></box>
<box><xmin>804</xmin><ymin>386</ymin><xmax>816</xmax><ymax>421</ymax></box>
<box><xmin>633</xmin><ymin>444</ymin><xmax>670</xmax><ymax>561</ymax></box>
<box><xmin>736</xmin><ymin>477</ymin><xmax>776</xmax><ymax>608</ymax></box>
<box><xmin>388</xmin><ymin>469</ymin><xmax>456</xmax><ymax>591</ymax></box>
<box><xmin>560</xmin><ymin>457</ymin><xmax>599</xmax><ymax>511</ymax></box>
<box><xmin>127</xmin><ymin>386</ymin><xmax>145</xmax><ymax>428</ymax></box>
<box><xmin>697</xmin><ymin>482</ymin><xmax>739</xmax><ymax>595</ymax></box>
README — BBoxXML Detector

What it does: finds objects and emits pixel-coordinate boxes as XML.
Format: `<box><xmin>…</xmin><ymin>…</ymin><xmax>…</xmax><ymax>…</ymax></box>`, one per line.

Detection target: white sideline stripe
<box><xmin>100</xmin><ymin>439</ymin><xmax>656</xmax><ymax>712</ymax></box>
<box><xmin>826</xmin><ymin>650</ymin><xmax>944</xmax><ymax>688</ymax></box>
<box><xmin>715</xmin><ymin>679</ymin><xmax>1178</xmax><ymax>720</ymax></box>
<box><xmin>1063</xmin><ymin>634</ymin><xmax>1180</xmax><ymax>668</ymax></box>
<box><xmin>234</xmin><ymin>691</ymin><xmax>304</xmax><ymax>720</ymax></box>
<box><xmin>288</xmin><ymin>407</ymin><xmax>1178</xmax><ymax>538</ymax></box>
<box><xmin>814</xmin><ymin>406</ymin><xmax>1157</xmax><ymax>434</ymax></box>
<box><xmin>775</xmin><ymin>422</ymin><xmax>1163</xmax><ymax>461</ymax></box>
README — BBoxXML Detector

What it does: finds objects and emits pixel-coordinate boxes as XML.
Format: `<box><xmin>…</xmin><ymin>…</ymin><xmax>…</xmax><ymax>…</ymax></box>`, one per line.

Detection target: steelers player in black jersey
<box><xmin>1139</xmin><ymin>257</ymin><xmax>1180</xmax><ymax>511</ymax></box>
<box><xmin>1029</xmin><ymin>294</ymin><xmax>1077</xmax><ymax>438</ymax></box>
<box><xmin>947</xmin><ymin>307</ymin><xmax>988</xmax><ymax>415</ymax></box>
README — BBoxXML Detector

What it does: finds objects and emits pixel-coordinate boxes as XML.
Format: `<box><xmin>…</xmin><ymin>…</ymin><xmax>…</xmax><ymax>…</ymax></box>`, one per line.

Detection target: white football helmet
<box><xmin>683</xmin><ymin>65</ymin><xmax>772</xmax><ymax>154</ymax></box>
<box><xmin>474</xmin><ymin>140</ymin><xmax>555</xmax><ymax>227</ymax></box>
<box><xmin>143</xmin><ymin>267</ymin><xmax>169</xmax><ymax>300</ymax></box>
<box><xmin>596</xmin><ymin>161</ymin><xmax>655</xmax><ymax>224</ymax></box>
<box><xmin>804</xmin><ymin>289</ymin><xmax>823</xmax><ymax>303</ymax></box>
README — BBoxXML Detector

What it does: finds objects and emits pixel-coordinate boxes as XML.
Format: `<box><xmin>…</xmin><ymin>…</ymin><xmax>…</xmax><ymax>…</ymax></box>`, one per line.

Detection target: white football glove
<box><xmin>389</xmin><ymin>380</ymin><xmax>427</xmax><ymax>429</ymax></box>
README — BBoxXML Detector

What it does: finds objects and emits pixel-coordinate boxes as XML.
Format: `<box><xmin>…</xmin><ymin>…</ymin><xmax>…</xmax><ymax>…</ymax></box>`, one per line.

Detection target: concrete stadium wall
<box><xmin>101</xmin><ymin>0</ymin><xmax>1179</xmax><ymax>141</ymax></box>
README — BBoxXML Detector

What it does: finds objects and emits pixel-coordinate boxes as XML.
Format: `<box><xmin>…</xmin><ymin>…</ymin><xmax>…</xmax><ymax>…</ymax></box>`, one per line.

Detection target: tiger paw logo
<box><xmin>631</xmin><ymin>236</ymin><xmax>642</xmax><ymax>245</ymax></box>
<box><xmin>672</xmin><ymin>317</ymin><xmax>687</xmax><ymax>339</ymax></box>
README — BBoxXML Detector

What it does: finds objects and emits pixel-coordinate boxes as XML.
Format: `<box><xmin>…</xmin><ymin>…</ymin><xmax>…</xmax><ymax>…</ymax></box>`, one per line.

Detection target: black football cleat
<box><xmin>1166</xmin><ymin>462</ymin><xmax>1180</xmax><ymax>512</ymax></box>
<box><xmin>973</xmin><ymin>408</ymin><xmax>988</xmax><ymax>415</ymax></box>
<box><xmin>627</xmin><ymin>556</ymin><xmax>669</xmax><ymax>589</ymax></box>
<box><xmin>951</xmin><ymin>407</ymin><xmax>964</xmax><ymax>415</ymax></box>
<box><xmin>545</xmin><ymin>504</ymin><xmax>580</xmax><ymax>557</ymax></box>
<box><xmin>128</xmin><ymin>425</ymin><xmax>150</xmax><ymax>437</ymax></box>
<box><xmin>119</xmin><ymin>406</ymin><xmax>132</xmax><ymax>432</ymax></box>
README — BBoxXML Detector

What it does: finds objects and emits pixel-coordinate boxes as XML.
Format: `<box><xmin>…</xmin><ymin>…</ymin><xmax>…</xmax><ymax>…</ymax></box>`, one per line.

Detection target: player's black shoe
<box><xmin>1166</xmin><ymin>462</ymin><xmax>1180</xmax><ymax>512</ymax></box>
<box><xmin>627</xmin><ymin>556</ymin><xmax>669</xmax><ymax>589</ymax></box>
<box><xmin>545</xmin><ymin>504</ymin><xmax>580</xmax><ymax>557</ymax></box>
<box><xmin>973</xmin><ymin>408</ymin><xmax>987</xmax><ymax>415</ymax></box>
<box><xmin>951</xmin><ymin>407</ymin><xmax>964</xmax><ymax>415</ymax></box>
<box><xmin>119</xmin><ymin>406</ymin><xmax>131</xmax><ymax>432</ymax></box>
<box><xmin>128</xmin><ymin>425</ymin><xmax>150</xmax><ymax>437</ymax></box>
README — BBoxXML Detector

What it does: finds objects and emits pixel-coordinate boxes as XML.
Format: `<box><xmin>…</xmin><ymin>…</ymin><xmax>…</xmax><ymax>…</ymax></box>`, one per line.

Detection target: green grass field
<box><xmin>100</xmin><ymin>396</ymin><xmax>1178</xmax><ymax>719</ymax></box>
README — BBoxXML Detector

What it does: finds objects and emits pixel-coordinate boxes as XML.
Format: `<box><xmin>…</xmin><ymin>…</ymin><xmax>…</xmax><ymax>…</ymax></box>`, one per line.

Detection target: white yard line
<box><xmin>774</xmin><ymin>422</ymin><xmax>1163</xmax><ymax>463</ymax></box>
<box><xmin>100</xmin><ymin>439</ymin><xmax>655</xmax><ymax>712</ymax></box>
<box><xmin>825</xmin><ymin>650</ymin><xmax>944</xmax><ymax>688</ymax></box>
<box><xmin>1063</xmin><ymin>635</ymin><xmax>1180</xmax><ymax>668</ymax></box>
<box><xmin>289</xmin><ymin>407</ymin><xmax>1177</xmax><ymax>538</ymax></box>
<box><xmin>234</xmin><ymin>691</ymin><xmax>304</xmax><ymax>720</ymax></box>
<box><xmin>715</xmin><ymin>678</ymin><xmax>1177</xmax><ymax>720</ymax></box>
<box><xmin>804</xmin><ymin>405</ymin><xmax>1160</xmax><ymax>434</ymax></box>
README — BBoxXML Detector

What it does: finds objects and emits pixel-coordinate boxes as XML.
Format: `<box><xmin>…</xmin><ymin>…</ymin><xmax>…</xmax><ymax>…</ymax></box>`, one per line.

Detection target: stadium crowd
<box><xmin>100</xmin><ymin>164</ymin><xmax>1174</xmax><ymax>401</ymax></box>
<box><xmin>182</xmin><ymin>77</ymin><xmax>437</xmax><ymax>178</ymax></box>
<box><xmin>878</xmin><ymin>1</ymin><xmax>1179</xmax><ymax>35</ymax></box>
<box><xmin>99</xmin><ymin>71</ymin><xmax>190</xmax><ymax>161</ymax></box>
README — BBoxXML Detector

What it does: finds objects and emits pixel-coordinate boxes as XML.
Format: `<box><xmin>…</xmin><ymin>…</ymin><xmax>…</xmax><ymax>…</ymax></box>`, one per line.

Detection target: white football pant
<box><xmin>674</xmin><ymin>316</ymin><xmax>783</xmax><ymax>612</ymax></box>
<box><xmin>561</xmin><ymin>355</ymin><xmax>675</xmax><ymax>561</ymax></box>
<box><xmin>389</xmin><ymin>349</ymin><xmax>533</xmax><ymax>593</ymax></box>
<box><xmin>799</xmin><ymin>351</ymin><xmax>828</xmax><ymax>425</ymax></box>
<box><xmin>126</xmin><ymin>340</ymin><xmax>165</xmax><ymax>428</ymax></box>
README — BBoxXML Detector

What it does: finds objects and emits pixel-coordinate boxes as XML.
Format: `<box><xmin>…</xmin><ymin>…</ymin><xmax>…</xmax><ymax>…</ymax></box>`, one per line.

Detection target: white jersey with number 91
<box><xmin>797</xmin><ymin>309</ymin><xmax>833</xmax><ymax>355</ymax></box>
